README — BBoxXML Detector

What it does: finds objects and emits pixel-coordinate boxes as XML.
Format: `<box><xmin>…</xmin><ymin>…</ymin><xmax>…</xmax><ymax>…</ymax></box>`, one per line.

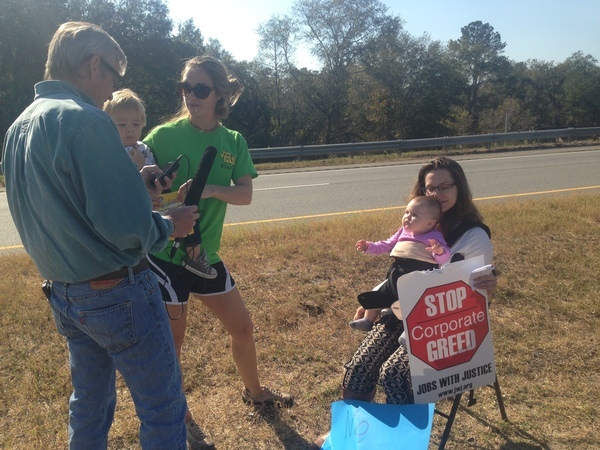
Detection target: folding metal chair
<box><xmin>434</xmin><ymin>376</ymin><xmax>508</xmax><ymax>450</ymax></box>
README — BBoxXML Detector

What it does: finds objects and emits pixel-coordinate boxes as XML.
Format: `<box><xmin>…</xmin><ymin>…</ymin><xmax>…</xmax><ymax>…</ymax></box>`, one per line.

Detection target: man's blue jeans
<box><xmin>48</xmin><ymin>268</ymin><xmax>187</xmax><ymax>449</ymax></box>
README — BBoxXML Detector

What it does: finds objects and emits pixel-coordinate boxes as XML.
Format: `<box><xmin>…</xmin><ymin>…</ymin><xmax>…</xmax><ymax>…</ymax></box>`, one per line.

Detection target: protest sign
<box><xmin>393</xmin><ymin>256</ymin><xmax>496</xmax><ymax>404</ymax></box>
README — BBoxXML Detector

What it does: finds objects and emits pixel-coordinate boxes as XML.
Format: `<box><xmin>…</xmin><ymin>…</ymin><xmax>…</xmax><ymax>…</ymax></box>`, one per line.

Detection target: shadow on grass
<box><xmin>447</xmin><ymin>403</ymin><xmax>551</xmax><ymax>450</ymax></box>
<box><xmin>246</xmin><ymin>405</ymin><xmax>313</xmax><ymax>450</ymax></box>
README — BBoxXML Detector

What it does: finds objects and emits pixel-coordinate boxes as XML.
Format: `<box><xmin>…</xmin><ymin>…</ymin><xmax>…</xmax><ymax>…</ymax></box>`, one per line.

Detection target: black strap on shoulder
<box><xmin>445</xmin><ymin>220</ymin><xmax>491</xmax><ymax>248</ymax></box>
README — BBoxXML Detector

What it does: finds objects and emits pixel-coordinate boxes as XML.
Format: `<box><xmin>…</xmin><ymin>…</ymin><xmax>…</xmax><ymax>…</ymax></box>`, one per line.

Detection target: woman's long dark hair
<box><xmin>409</xmin><ymin>156</ymin><xmax>483</xmax><ymax>235</ymax></box>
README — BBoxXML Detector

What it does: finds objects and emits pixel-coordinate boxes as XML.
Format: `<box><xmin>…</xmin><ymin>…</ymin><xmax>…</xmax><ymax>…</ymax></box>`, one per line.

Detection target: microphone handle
<box><xmin>171</xmin><ymin>146</ymin><xmax>218</xmax><ymax>256</ymax></box>
<box><xmin>184</xmin><ymin>146</ymin><xmax>218</xmax><ymax>206</ymax></box>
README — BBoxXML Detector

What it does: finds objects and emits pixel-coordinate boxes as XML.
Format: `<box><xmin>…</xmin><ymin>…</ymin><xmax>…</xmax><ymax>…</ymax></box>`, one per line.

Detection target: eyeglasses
<box><xmin>178</xmin><ymin>82</ymin><xmax>213</xmax><ymax>99</ymax></box>
<box><xmin>100</xmin><ymin>58</ymin><xmax>123</xmax><ymax>88</ymax></box>
<box><xmin>422</xmin><ymin>183</ymin><xmax>456</xmax><ymax>195</ymax></box>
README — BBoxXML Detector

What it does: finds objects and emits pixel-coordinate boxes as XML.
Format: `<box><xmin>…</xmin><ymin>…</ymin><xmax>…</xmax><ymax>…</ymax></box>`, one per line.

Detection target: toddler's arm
<box><xmin>426</xmin><ymin>238</ymin><xmax>452</xmax><ymax>264</ymax></box>
<box><xmin>126</xmin><ymin>146</ymin><xmax>147</xmax><ymax>170</ymax></box>
<box><xmin>426</xmin><ymin>238</ymin><xmax>445</xmax><ymax>255</ymax></box>
<box><xmin>355</xmin><ymin>239</ymin><xmax>369</xmax><ymax>252</ymax></box>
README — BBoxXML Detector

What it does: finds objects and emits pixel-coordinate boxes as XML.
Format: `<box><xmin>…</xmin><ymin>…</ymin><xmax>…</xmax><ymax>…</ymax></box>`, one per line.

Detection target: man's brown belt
<box><xmin>90</xmin><ymin>258</ymin><xmax>149</xmax><ymax>282</ymax></box>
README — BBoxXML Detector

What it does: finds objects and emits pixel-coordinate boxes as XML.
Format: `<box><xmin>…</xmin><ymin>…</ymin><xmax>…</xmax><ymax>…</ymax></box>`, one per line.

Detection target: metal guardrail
<box><xmin>249</xmin><ymin>127</ymin><xmax>600</xmax><ymax>160</ymax></box>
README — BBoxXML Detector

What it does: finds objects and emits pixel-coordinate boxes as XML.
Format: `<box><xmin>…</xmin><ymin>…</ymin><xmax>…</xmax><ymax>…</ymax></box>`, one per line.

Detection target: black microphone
<box><xmin>170</xmin><ymin>146</ymin><xmax>218</xmax><ymax>258</ymax></box>
<box><xmin>183</xmin><ymin>146</ymin><xmax>218</xmax><ymax>206</ymax></box>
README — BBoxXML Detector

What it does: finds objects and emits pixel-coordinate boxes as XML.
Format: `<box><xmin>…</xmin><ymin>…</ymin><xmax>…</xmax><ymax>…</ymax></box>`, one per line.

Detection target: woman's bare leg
<box><xmin>200</xmin><ymin>287</ymin><xmax>262</xmax><ymax>395</ymax></box>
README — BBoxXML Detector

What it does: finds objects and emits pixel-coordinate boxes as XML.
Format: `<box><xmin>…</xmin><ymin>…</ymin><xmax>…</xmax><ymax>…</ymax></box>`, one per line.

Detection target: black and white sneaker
<box><xmin>182</xmin><ymin>250</ymin><xmax>217</xmax><ymax>279</ymax></box>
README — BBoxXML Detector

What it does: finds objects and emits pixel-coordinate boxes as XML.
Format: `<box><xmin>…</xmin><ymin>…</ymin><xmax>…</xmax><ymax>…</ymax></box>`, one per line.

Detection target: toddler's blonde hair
<box><xmin>103</xmin><ymin>88</ymin><xmax>146</xmax><ymax>126</ymax></box>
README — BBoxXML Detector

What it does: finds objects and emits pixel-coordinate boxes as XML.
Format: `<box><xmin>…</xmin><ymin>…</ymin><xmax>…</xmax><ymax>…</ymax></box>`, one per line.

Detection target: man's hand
<box><xmin>140</xmin><ymin>165</ymin><xmax>176</xmax><ymax>208</ymax></box>
<box><xmin>165</xmin><ymin>205</ymin><xmax>199</xmax><ymax>238</ymax></box>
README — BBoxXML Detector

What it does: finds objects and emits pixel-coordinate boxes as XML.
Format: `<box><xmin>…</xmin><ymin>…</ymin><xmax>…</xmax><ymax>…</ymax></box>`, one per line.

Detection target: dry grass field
<box><xmin>0</xmin><ymin>194</ymin><xmax>599</xmax><ymax>449</ymax></box>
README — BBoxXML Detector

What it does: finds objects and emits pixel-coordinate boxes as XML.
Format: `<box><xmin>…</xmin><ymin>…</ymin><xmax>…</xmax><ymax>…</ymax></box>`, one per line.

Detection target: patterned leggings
<box><xmin>342</xmin><ymin>313</ymin><xmax>414</xmax><ymax>404</ymax></box>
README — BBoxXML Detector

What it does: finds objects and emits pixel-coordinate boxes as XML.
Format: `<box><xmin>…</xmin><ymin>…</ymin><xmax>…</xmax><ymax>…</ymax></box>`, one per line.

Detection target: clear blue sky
<box><xmin>167</xmin><ymin>0</ymin><xmax>600</xmax><ymax>66</ymax></box>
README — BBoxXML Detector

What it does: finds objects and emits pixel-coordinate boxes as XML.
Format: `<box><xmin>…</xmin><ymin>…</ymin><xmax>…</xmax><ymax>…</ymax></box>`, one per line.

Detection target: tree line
<box><xmin>1</xmin><ymin>0</ymin><xmax>599</xmax><ymax>151</ymax></box>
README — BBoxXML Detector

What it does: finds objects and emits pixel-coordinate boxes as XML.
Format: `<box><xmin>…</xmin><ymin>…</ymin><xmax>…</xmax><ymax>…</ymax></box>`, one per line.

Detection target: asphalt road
<box><xmin>224</xmin><ymin>147</ymin><xmax>600</xmax><ymax>224</ymax></box>
<box><xmin>2</xmin><ymin>147</ymin><xmax>599</xmax><ymax>253</ymax></box>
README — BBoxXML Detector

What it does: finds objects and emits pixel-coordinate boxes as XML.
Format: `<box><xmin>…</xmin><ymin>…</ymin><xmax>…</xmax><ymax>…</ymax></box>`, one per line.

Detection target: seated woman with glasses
<box><xmin>312</xmin><ymin>156</ymin><xmax>497</xmax><ymax>449</ymax></box>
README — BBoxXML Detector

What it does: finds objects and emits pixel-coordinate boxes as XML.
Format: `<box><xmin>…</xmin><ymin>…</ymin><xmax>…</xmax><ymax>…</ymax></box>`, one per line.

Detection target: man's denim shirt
<box><xmin>2</xmin><ymin>81</ymin><xmax>172</xmax><ymax>283</ymax></box>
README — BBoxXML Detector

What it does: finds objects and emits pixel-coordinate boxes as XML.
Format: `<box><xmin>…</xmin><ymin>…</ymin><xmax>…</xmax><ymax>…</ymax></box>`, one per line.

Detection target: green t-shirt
<box><xmin>144</xmin><ymin>118</ymin><xmax>257</xmax><ymax>265</ymax></box>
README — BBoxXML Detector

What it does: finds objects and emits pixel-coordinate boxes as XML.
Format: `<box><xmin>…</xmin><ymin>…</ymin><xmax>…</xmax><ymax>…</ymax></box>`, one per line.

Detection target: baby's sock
<box><xmin>349</xmin><ymin>318</ymin><xmax>374</xmax><ymax>331</ymax></box>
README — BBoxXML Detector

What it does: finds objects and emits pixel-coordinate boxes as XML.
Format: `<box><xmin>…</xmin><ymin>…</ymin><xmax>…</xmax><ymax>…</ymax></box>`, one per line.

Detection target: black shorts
<box><xmin>148</xmin><ymin>255</ymin><xmax>236</xmax><ymax>304</ymax></box>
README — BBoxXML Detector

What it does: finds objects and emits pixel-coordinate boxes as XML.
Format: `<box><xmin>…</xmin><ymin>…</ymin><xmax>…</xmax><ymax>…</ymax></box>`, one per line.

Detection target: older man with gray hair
<box><xmin>1</xmin><ymin>22</ymin><xmax>197</xmax><ymax>449</ymax></box>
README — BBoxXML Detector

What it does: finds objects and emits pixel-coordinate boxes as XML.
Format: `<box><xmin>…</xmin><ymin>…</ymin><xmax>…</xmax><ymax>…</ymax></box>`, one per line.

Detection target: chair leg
<box><xmin>467</xmin><ymin>388</ymin><xmax>476</xmax><ymax>406</ymax></box>
<box><xmin>436</xmin><ymin>377</ymin><xmax>508</xmax><ymax>448</ymax></box>
<box><xmin>465</xmin><ymin>377</ymin><xmax>507</xmax><ymax>420</ymax></box>
<box><xmin>493</xmin><ymin>377</ymin><xmax>508</xmax><ymax>421</ymax></box>
<box><xmin>438</xmin><ymin>393</ymin><xmax>462</xmax><ymax>450</ymax></box>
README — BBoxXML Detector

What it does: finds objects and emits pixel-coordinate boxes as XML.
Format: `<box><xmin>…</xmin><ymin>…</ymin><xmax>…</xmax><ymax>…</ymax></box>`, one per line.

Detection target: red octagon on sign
<box><xmin>405</xmin><ymin>280</ymin><xmax>489</xmax><ymax>371</ymax></box>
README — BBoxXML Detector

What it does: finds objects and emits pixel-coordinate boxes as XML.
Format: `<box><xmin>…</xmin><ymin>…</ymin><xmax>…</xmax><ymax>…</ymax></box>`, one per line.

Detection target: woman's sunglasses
<box><xmin>178</xmin><ymin>82</ymin><xmax>213</xmax><ymax>99</ymax></box>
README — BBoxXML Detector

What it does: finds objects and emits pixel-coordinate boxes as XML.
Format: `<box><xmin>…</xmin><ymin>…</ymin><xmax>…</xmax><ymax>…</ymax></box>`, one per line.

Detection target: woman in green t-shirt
<box><xmin>144</xmin><ymin>56</ymin><xmax>293</xmax><ymax>450</ymax></box>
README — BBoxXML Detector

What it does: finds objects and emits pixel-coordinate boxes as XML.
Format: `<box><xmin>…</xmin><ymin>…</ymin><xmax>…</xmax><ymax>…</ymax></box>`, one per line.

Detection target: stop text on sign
<box><xmin>424</xmin><ymin>286</ymin><xmax>466</xmax><ymax>315</ymax></box>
